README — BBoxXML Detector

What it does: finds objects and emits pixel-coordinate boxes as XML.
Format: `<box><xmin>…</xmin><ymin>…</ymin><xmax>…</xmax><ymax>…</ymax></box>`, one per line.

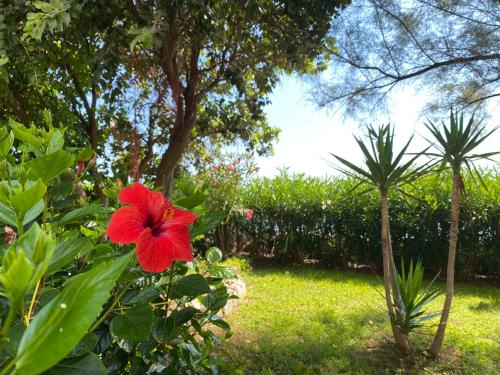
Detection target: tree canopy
<box><xmin>0</xmin><ymin>0</ymin><xmax>348</xmax><ymax>195</ymax></box>
<box><xmin>311</xmin><ymin>0</ymin><xmax>500</xmax><ymax>118</ymax></box>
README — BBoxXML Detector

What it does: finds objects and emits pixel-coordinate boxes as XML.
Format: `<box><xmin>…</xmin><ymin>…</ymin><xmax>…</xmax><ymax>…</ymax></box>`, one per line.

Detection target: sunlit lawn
<box><xmin>223</xmin><ymin>266</ymin><xmax>500</xmax><ymax>374</ymax></box>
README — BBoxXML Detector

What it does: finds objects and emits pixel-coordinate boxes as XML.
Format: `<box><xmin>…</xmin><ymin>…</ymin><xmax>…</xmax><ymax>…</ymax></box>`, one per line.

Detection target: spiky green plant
<box><xmin>394</xmin><ymin>259</ymin><xmax>442</xmax><ymax>336</ymax></box>
<box><xmin>425</xmin><ymin>110</ymin><xmax>499</xmax><ymax>355</ymax></box>
<box><xmin>332</xmin><ymin>123</ymin><xmax>427</xmax><ymax>355</ymax></box>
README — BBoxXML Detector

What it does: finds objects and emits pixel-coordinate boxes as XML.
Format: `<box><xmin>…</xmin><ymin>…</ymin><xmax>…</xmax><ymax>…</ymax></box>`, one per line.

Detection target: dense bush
<box><xmin>209</xmin><ymin>169</ymin><xmax>500</xmax><ymax>278</ymax></box>
<box><xmin>0</xmin><ymin>117</ymin><xmax>235</xmax><ymax>374</ymax></box>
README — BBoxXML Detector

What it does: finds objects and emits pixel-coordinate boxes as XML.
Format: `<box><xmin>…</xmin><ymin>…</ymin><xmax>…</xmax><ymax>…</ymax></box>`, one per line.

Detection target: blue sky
<box><xmin>254</xmin><ymin>76</ymin><xmax>500</xmax><ymax>177</ymax></box>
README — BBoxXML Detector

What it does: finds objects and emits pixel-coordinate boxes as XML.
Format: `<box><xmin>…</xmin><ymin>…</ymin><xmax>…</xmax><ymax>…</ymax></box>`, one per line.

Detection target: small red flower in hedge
<box><xmin>245</xmin><ymin>209</ymin><xmax>254</xmax><ymax>220</ymax></box>
<box><xmin>106</xmin><ymin>183</ymin><xmax>197</xmax><ymax>272</ymax></box>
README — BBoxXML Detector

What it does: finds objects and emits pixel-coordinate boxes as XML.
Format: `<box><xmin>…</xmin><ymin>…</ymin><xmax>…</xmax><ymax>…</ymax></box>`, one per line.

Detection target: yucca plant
<box><xmin>331</xmin><ymin>123</ymin><xmax>427</xmax><ymax>355</ymax></box>
<box><xmin>394</xmin><ymin>259</ymin><xmax>442</xmax><ymax>336</ymax></box>
<box><xmin>425</xmin><ymin>110</ymin><xmax>499</xmax><ymax>355</ymax></box>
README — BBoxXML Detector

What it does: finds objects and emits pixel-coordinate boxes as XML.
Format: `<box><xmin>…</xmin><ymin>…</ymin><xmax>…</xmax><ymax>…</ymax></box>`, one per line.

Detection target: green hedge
<box><xmin>211</xmin><ymin>169</ymin><xmax>500</xmax><ymax>278</ymax></box>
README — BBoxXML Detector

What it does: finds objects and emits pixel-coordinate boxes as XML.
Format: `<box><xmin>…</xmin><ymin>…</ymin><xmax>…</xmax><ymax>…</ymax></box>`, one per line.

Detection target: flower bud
<box><xmin>3</xmin><ymin>226</ymin><xmax>16</xmax><ymax>244</ymax></box>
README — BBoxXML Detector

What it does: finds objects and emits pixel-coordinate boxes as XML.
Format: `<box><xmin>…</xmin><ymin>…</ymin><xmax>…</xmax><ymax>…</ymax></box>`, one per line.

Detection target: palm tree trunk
<box><xmin>386</xmin><ymin>215</ymin><xmax>410</xmax><ymax>352</ymax></box>
<box><xmin>430</xmin><ymin>172</ymin><xmax>460</xmax><ymax>355</ymax></box>
<box><xmin>381</xmin><ymin>191</ymin><xmax>410</xmax><ymax>355</ymax></box>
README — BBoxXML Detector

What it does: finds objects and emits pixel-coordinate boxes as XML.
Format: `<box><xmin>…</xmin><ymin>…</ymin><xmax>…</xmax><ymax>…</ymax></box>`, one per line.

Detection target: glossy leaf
<box><xmin>170</xmin><ymin>307</ymin><xmax>199</xmax><ymax>326</ymax></box>
<box><xmin>152</xmin><ymin>316</ymin><xmax>176</xmax><ymax>343</ymax></box>
<box><xmin>0</xmin><ymin>127</ymin><xmax>14</xmax><ymax>156</ymax></box>
<box><xmin>175</xmin><ymin>191</ymin><xmax>207</xmax><ymax>210</ymax></box>
<box><xmin>190</xmin><ymin>212</ymin><xmax>225</xmax><ymax>237</ymax></box>
<box><xmin>9</xmin><ymin>180</ymin><xmax>46</xmax><ymax>217</ymax></box>
<box><xmin>54</xmin><ymin>205</ymin><xmax>111</xmax><ymax>227</ymax></box>
<box><xmin>206</xmin><ymin>247</ymin><xmax>223</xmax><ymax>264</ymax></box>
<box><xmin>47</xmin><ymin>237</ymin><xmax>92</xmax><ymax>274</ymax></box>
<box><xmin>20</xmin><ymin>150</ymin><xmax>75</xmax><ymax>182</ymax></box>
<box><xmin>110</xmin><ymin>304</ymin><xmax>153</xmax><ymax>342</ymax></box>
<box><xmin>0</xmin><ymin>200</ymin><xmax>45</xmax><ymax>228</ymax></box>
<box><xmin>44</xmin><ymin>353</ymin><xmax>106</xmax><ymax>375</ymax></box>
<box><xmin>171</xmin><ymin>274</ymin><xmax>211</xmax><ymax>298</ymax></box>
<box><xmin>15</xmin><ymin>252</ymin><xmax>133</xmax><ymax>375</ymax></box>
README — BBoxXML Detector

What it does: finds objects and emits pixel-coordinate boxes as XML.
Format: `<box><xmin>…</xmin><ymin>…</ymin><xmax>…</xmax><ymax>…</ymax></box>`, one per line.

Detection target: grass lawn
<box><xmin>222</xmin><ymin>266</ymin><xmax>500</xmax><ymax>375</ymax></box>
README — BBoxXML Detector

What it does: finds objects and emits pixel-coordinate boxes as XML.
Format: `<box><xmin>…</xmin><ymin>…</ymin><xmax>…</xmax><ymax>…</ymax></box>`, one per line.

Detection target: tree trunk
<box><xmin>381</xmin><ymin>190</ymin><xmax>410</xmax><ymax>355</ymax></box>
<box><xmin>430</xmin><ymin>172</ymin><xmax>460</xmax><ymax>355</ymax></box>
<box><xmin>6</xmin><ymin>85</ymin><xmax>27</xmax><ymax>122</ymax></box>
<box><xmin>87</xmin><ymin>108</ymin><xmax>108</xmax><ymax>205</ymax></box>
<box><xmin>155</xmin><ymin>29</ymin><xmax>201</xmax><ymax>197</ymax></box>
<box><xmin>155</xmin><ymin>113</ymin><xmax>195</xmax><ymax>197</ymax></box>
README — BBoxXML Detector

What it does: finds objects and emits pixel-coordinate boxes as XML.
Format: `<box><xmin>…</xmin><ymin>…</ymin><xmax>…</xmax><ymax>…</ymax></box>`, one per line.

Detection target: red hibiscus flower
<box><xmin>106</xmin><ymin>183</ymin><xmax>197</xmax><ymax>272</ymax></box>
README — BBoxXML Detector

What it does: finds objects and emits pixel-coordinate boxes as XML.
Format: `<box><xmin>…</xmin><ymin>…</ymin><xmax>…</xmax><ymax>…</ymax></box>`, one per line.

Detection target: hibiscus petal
<box><xmin>106</xmin><ymin>206</ymin><xmax>146</xmax><ymax>244</ymax></box>
<box><xmin>161</xmin><ymin>223</ymin><xmax>194</xmax><ymax>261</ymax></box>
<box><xmin>118</xmin><ymin>183</ymin><xmax>166</xmax><ymax>220</ymax></box>
<box><xmin>136</xmin><ymin>228</ymin><xmax>176</xmax><ymax>272</ymax></box>
<box><xmin>169</xmin><ymin>208</ymin><xmax>198</xmax><ymax>225</ymax></box>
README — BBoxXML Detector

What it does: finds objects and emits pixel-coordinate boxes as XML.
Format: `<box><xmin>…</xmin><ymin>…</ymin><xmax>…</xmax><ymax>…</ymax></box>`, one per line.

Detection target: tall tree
<box><xmin>1</xmin><ymin>0</ymin><xmax>348</xmax><ymax>197</ymax></box>
<box><xmin>425</xmin><ymin>111</ymin><xmax>498</xmax><ymax>355</ymax></box>
<box><xmin>332</xmin><ymin>124</ymin><xmax>425</xmax><ymax>355</ymax></box>
<box><xmin>311</xmin><ymin>0</ymin><xmax>500</xmax><ymax>117</ymax></box>
<box><xmin>125</xmin><ymin>0</ymin><xmax>348</xmax><ymax>195</ymax></box>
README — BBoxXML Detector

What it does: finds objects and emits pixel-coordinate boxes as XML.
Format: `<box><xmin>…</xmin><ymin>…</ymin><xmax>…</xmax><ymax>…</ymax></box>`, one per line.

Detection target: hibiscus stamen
<box><xmin>162</xmin><ymin>206</ymin><xmax>175</xmax><ymax>223</ymax></box>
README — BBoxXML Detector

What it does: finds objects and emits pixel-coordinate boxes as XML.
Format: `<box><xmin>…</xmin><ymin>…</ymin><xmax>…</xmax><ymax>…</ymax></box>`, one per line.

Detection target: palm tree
<box><xmin>425</xmin><ymin>111</ymin><xmax>499</xmax><ymax>355</ymax></box>
<box><xmin>332</xmin><ymin>124</ymin><xmax>425</xmax><ymax>355</ymax></box>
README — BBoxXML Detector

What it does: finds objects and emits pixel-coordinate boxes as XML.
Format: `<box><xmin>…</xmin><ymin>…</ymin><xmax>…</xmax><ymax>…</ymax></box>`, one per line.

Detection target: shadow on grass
<box><xmin>225</xmin><ymin>308</ymin><xmax>382</xmax><ymax>374</ymax></box>
<box><xmin>225</xmin><ymin>307</ymin><xmax>470</xmax><ymax>374</ymax></box>
<box><xmin>469</xmin><ymin>296</ymin><xmax>500</xmax><ymax>312</ymax></box>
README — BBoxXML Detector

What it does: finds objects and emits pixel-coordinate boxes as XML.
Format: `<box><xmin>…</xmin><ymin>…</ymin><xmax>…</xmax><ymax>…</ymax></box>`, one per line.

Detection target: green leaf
<box><xmin>47</xmin><ymin>130</ymin><xmax>64</xmax><ymax>154</ymax></box>
<box><xmin>0</xmin><ymin>55</ymin><xmax>9</xmax><ymax>66</ymax></box>
<box><xmin>207</xmin><ymin>266</ymin><xmax>237</xmax><ymax>279</ymax></box>
<box><xmin>190</xmin><ymin>212</ymin><xmax>225</xmax><ymax>237</ymax></box>
<box><xmin>201</xmin><ymin>287</ymin><xmax>229</xmax><ymax>311</ymax></box>
<box><xmin>171</xmin><ymin>274</ymin><xmax>211</xmax><ymax>298</ymax></box>
<box><xmin>47</xmin><ymin>237</ymin><xmax>92</xmax><ymax>274</ymax></box>
<box><xmin>15</xmin><ymin>252</ymin><xmax>133</xmax><ymax>375</ymax></box>
<box><xmin>19</xmin><ymin>150</ymin><xmax>75</xmax><ymax>182</ymax></box>
<box><xmin>10</xmin><ymin>180</ymin><xmax>46</xmax><ymax>217</ymax></box>
<box><xmin>170</xmin><ymin>307</ymin><xmax>198</xmax><ymax>326</ymax></box>
<box><xmin>175</xmin><ymin>191</ymin><xmax>207</xmax><ymax>210</ymax></box>
<box><xmin>0</xmin><ymin>128</ymin><xmax>14</xmax><ymax>157</ymax></box>
<box><xmin>69</xmin><ymin>333</ymin><xmax>98</xmax><ymax>358</ymax></box>
<box><xmin>0</xmin><ymin>250</ymin><xmax>34</xmax><ymax>310</ymax></box>
<box><xmin>75</xmin><ymin>147</ymin><xmax>93</xmax><ymax>161</ymax></box>
<box><xmin>9</xmin><ymin>119</ymin><xmax>44</xmax><ymax>149</ymax></box>
<box><xmin>210</xmin><ymin>317</ymin><xmax>230</xmax><ymax>331</ymax></box>
<box><xmin>0</xmin><ymin>200</ymin><xmax>44</xmax><ymax>228</ymax></box>
<box><xmin>38</xmin><ymin>288</ymin><xmax>59</xmax><ymax>308</ymax></box>
<box><xmin>110</xmin><ymin>304</ymin><xmax>153</xmax><ymax>342</ymax></box>
<box><xmin>34</xmin><ymin>1</ymin><xmax>53</xmax><ymax>12</ymax></box>
<box><xmin>43</xmin><ymin>353</ymin><xmax>107</xmax><ymax>375</ymax></box>
<box><xmin>152</xmin><ymin>316</ymin><xmax>175</xmax><ymax>343</ymax></box>
<box><xmin>5</xmin><ymin>324</ymin><xmax>25</xmax><ymax>356</ymax></box>
<box><xmin>122</xmin><ymin>287</ymin><xmax>161</xmax><ymax>305</ymax></box>
<box><xmin>0</xmin><ymin>203</ymin><xmax>17</xmax><ymax>227</ymax></box>
<box><xmin>206</xmin><ymin>247</ymin><xmax>223</xmax><ymax>263</ymax></box>
<box><xmin>1</xmin><ymin>225</ymin><xmax>55</xmax><ymax>311</ymax></box>
<box><xmin>54</xmin><ymin>205</ymin><xmax>110</xmax><ymax>227</ymax></box>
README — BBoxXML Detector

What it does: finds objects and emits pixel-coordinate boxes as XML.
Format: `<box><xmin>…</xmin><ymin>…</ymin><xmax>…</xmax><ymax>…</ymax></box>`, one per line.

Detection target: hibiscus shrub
<box><xmin>0</xmin><ymin>116</ymin><xmax>234</xmax><ymax>374</ymax></box>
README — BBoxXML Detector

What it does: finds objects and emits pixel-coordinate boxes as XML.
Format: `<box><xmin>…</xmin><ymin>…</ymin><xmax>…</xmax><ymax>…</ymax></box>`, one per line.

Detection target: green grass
<box><xmin>223</xmin><ymin>266</ymin><xmax>500</xmax><ymax>374</ymax></box>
